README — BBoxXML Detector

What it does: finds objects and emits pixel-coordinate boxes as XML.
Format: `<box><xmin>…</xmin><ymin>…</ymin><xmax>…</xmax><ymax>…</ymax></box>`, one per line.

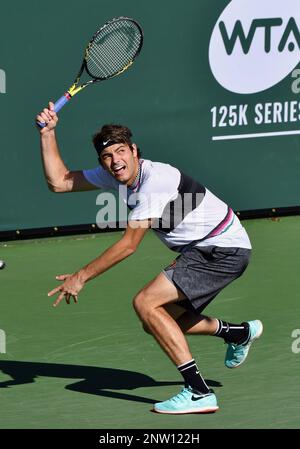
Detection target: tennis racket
<box><xmin>37</xmin><ymin>16</ymin><xmax>143</xmax><ymax>128</ymax></box>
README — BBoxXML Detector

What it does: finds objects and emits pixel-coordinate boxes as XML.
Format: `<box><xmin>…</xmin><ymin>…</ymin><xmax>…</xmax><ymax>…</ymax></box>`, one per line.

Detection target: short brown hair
<box><xmin>93</xmin><ymin>124</ymin><xmax>141</xmax><ymax>158</ymax></box>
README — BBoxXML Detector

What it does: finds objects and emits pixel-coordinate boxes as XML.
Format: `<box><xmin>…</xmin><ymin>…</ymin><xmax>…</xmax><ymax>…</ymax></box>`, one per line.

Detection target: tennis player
<box><xmin>37</xmin><ymin>103</ymin><xmax>263</xmax><ymax>414</ymax></box>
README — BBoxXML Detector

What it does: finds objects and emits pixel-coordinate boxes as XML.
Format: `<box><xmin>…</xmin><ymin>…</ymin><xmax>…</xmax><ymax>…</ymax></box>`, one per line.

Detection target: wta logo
<box><xmin>209</xmin><ymin>0</ymin><xmax>300</xmax><ymax>94</ymax></box>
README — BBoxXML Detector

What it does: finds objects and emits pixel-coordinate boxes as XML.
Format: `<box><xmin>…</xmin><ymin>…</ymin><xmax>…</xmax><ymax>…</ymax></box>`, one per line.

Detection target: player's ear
<box><xmin>131</xmin><ymin>143</ymin><xmax>138</xmax><ymax>158</ymax></box>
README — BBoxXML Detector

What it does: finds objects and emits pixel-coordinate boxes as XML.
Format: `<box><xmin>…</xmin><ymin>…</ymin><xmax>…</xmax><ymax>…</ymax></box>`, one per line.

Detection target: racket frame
<box><xmin>65</xmin><ymin>16</ymin><xmax>143</xmax><ymax>98</ymax></box>
<box><xmin>37</xmin><ymin>16</ymin><xmax>143</xmax><ymax>127</ymax></box>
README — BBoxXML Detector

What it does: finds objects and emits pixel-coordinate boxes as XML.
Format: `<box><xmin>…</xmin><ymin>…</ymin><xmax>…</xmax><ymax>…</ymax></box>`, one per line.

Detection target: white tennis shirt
<box><xmin>83</xmin><ymin>159</ymin><xmax>251</xmax><ymax>251</ymax></box>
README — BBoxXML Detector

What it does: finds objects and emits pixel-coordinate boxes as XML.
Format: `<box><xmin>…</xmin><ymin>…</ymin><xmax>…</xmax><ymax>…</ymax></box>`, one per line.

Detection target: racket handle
<box><xmin>37</xmin><ymin>93</ymin><xmax>71</xmax><ymax>128</ymax></box>
<box><xmin>54</xmin><ymin>93</ymin><xmax>71</xmax><ymax>112</ymax></box>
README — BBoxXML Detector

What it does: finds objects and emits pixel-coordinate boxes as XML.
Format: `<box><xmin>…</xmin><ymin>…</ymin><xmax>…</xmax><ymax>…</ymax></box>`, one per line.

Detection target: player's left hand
<box><xmin>48</xmin><ymin>273</ymin><xmax>85</xmax><ymax>307</ymax></box>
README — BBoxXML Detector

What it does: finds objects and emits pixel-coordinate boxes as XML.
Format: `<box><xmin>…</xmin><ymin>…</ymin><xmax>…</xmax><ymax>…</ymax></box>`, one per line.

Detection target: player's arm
<box><xmin>48</xmin><ymin>219</ymin><xmax>152</xmax><ymax>307</ymax></box>
<box><xmin>79</xmin><ymin>219</ymin><xmax>152</xmax><ymax>282</ymax></box>
<box><xmin>37</xmin><ymin>102</ymin><xmax>97</xmax><ymax>193</ymax></box>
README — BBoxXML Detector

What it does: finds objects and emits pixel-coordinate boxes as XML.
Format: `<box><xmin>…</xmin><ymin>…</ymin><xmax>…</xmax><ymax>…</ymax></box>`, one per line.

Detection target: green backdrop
<box><xmin>1</xmin><ymin>0</ymin><xmax>299</xmax><ymax>231</ymax></box>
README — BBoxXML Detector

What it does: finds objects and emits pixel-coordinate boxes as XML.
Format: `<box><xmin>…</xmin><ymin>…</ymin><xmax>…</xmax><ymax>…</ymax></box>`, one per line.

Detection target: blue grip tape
<box><xmin>54</xmin><ymin>94</ymin><xmax>70</xmax><ymax>113</ymax></box>
<box><xmin>37</xmin><ymin>93</ymin><xmax>70</xmax><ymax>128</ymax></box>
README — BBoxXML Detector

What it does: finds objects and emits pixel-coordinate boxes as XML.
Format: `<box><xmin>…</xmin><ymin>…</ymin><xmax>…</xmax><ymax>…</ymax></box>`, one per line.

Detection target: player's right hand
<box><xmin>36</xmin><ymin>102</ymin><xmax>58</xmax><ymax>133</ymax></box>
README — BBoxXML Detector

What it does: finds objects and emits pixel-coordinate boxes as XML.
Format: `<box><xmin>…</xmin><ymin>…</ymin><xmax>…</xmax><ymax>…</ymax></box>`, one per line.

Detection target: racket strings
<box><xmin>86</xmin><ymin>20</ymin><xmax>142</xmax><ymax>79</ymax></box>
<box><xmin>89</xmin><ymin>36</ymin><xmax>130</xmax><ymax>75</ymax></box>
<box><xmin>89</xmin><ymin>26</ymin><xmax>139</xmax><ymax>76</ymax></box>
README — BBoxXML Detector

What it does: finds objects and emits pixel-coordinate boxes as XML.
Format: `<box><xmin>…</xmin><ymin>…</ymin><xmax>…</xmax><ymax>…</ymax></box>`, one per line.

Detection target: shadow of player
<box><xmin>0</xmin><ymin>360</ymin><xmax>222</xmax><ymax>404</ymax></box>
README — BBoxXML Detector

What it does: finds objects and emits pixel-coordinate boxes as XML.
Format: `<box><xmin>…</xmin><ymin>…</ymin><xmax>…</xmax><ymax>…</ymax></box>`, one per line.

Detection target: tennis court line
<box><xmin>218</xmin><ymin>296</ymin><xmax>242</xmax><ymax>303</ymax></box>
<box><xmin>212</xmin><ymin>130</ymin><xmax>300</xmax><ymax>141</ymax></box>
<box><xmin>45</xmin><ymin>333</ymin><xmax>123</xmax><ymax>359</ymax></box>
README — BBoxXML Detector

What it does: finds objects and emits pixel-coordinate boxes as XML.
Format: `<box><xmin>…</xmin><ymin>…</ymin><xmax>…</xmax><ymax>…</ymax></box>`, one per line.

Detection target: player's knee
<box><xmin>133</xmin><ymin>291</ymin><xmax>152</xmax><ymax>321</ymax></box>
<box><xmin>133</xmin><ymin>292</ymin><xmax>146</xmax><ymax>317</ymax></box>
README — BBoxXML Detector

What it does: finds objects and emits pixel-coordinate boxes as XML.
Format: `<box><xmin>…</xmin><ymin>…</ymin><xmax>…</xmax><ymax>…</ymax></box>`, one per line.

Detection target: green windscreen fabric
<box><xmin>0</xmin><ymin>0</ymin><xmax>299</xmax><ymax>231</ymax></box>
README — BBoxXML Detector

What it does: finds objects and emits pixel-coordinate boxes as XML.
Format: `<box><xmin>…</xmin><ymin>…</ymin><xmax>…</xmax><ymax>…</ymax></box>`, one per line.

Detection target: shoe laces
<box><xmin>228</xmin><ymin>341</ymin><xmax>246</xmax><ymax>350</ymax></box>
<box><xmin>170</xmin><ymin>387</ymin><xmax>190</xmax><ymax>403</ymax></box>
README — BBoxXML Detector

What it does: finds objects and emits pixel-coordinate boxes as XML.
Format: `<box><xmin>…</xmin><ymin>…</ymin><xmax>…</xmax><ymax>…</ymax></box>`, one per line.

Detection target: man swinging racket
<box><xmin>37</xmin><ymin>102</ymin><xmax>263</xmax><ymax>415</ymax></box>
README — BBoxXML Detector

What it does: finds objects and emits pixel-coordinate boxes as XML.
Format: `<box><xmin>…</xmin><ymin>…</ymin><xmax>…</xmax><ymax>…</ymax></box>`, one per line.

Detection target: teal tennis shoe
<box><xmin>153</xmin><ymin>386</ymin><xmax>219</xmax><ymax>414</ymax></box>
<box><xmin>225</xmin><ymin>319</ymin><xmax>263</xmax><ymax>369</ymax></box>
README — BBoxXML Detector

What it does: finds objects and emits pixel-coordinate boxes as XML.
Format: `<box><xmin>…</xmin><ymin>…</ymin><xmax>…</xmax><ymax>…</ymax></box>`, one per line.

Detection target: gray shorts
<box><xmin>163</xmin><ymin>245</ymin><xmax>251</xmax><ymax>314</ymax></box>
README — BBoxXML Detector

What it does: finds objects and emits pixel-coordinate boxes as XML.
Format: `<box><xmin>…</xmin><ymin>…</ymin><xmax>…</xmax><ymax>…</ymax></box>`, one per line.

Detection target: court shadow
<box><xmin>0</xmin><ymin>360</ymin><xmax>222</xmax><ymax>404</ymax></box>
